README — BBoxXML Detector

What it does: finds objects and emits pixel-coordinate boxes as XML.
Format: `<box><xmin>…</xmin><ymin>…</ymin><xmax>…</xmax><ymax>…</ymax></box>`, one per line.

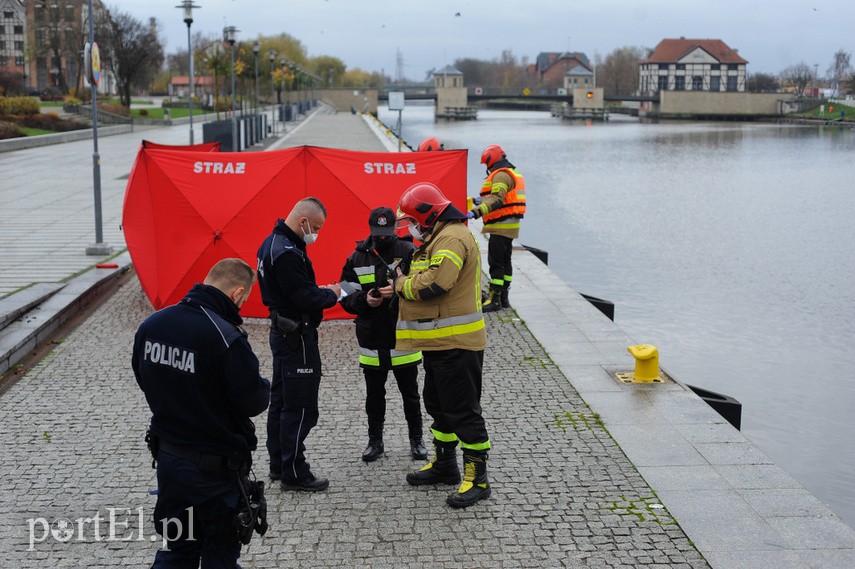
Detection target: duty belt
<box><xmin>158</xmin><ymin>440</ymin><xmax>243</xmax><ymax>474</ymax></box>
<box><xmin>269</xmin><ymin>309</ymin><xmax>316</xmax><ymax>339</ymax></box>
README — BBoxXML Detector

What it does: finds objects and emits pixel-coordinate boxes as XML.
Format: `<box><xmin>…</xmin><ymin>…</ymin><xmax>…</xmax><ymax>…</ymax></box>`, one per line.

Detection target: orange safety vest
<box><xmin>479</xmin><ymin>167</ymin><xmax>526</xmax><ymax>224</ymax></box>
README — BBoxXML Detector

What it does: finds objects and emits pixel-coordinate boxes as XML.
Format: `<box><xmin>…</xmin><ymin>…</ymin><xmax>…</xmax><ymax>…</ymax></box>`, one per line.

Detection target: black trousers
<box><xmin>267</xmin><ymin>328</ymin><xmax>321</xmax><ymax>483</ymax></box>
<box><xmin>487</xmin><ymin>234</ymin><xmax>513</xmax><ymax>290</ymax></box>
<box><xmin>422</xmin><ymin>349</ymin><xmax>488</xmax><ymax>446</ymax></box>
<box><xmin>152</xmin><ymin>451</ymin><xmax>241</xmax><ymax>568</ymax></box>
<box><xmin>363</xmin><ymin>364</ymin><xmax>422</xmax><ymax>438</ymax></box>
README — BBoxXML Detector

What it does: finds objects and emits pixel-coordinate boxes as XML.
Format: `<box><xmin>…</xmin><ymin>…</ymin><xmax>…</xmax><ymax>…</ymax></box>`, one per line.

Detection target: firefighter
<box><xmin>467</xmin><ymin>144</ymin><xmax>526</xmax><ymax>312</ymax></box>
<box><xmin>339</xmin><ymin>207</ymin><xmax>427</xmax><ymax>462</ymax></box>
<box><xmin>417</xmin><ymin>137</ymin><xmax>444</xmax><ymax>151</ymax></box>
<box><xmin>390</xmin><ymin>181</ymin><xmax>492</xmax><ymax>508</ymax></box>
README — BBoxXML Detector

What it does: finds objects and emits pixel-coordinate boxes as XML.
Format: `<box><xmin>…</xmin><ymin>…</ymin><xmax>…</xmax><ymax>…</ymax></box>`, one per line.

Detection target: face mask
<box><xmin>301</xmin><ymin>219</ymin><xmax>318</xmax><ymax>245</ymax></box>
<box><xmin>373</xmin><ymin>235</ymin><xmax>392</xmax><ymax>251</ymax></box>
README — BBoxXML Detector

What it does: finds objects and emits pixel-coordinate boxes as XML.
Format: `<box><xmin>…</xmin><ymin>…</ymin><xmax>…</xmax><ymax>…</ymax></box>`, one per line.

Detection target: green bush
<box><xmin>0</xmin><ymin>120</ymin><xmax>24</xmax><ymax>139</ymax></box>
<box><xmin>63</xmin><ymin>95</ymin><xmax>83</xmax><ymax>106</ymax></box>
<box><xmin>0</xmin><ymin>96</ymin><xmax>41</xmax><ymax>116</ymax></box>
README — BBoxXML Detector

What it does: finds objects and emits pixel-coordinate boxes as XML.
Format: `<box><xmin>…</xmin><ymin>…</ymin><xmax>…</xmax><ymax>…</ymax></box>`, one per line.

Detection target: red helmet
<box><xmin>480</xmin><ymin>144</ymin><xmax>506</xmax><ymax>168</ymax></box>
<box><xmin>396</xmin><ymin>182</ymin><xmax>451</xmax><ymax>228</ymax></box>
<box><xmin>417</xmin><ymin>137</ymin><xmax>444</xmax><ymax>152</ymax></box>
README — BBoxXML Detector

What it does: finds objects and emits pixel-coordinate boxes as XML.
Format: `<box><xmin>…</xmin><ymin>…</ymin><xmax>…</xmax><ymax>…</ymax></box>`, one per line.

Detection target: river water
<box><xmin>379</xmin><ymin>103</ymin><xmax>855</xmax><ymax>528</ymax></box>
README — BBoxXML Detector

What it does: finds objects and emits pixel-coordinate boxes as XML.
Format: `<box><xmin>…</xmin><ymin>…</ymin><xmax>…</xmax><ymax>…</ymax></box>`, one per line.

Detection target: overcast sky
<box><xmin>121</xmin><ymin>0</ymin><xmax>853</xmax><ymax>80</ymax></box>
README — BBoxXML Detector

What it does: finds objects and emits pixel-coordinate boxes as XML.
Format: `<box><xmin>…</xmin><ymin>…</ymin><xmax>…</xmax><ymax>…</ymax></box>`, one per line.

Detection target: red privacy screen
<box><xmin>122</xmin><ymin>145</ymin><xmax>468</xmax><ymax>318</ymax></box>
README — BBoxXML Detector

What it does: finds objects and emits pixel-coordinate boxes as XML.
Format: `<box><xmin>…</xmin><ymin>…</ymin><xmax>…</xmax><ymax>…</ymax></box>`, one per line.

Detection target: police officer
<box><xmin>257</xmin><ymin>197</ymin><xmax>340</xmax><ymax>492</ymax></box>
<box><xmin>468</xmin><ymin>144</ymin><xmax>526</xmax><ymax>312</ymax></box>
<box><xmin>339</xmin><ymin>207</ymin><xmax>427</xmax><ymax>462</ymax></box>
<box><xmin>132</xmin><ymin>258</ymin><xmax>270</xmax><ymax>567</ymax></box>
<box><xmin>393</xmin><ymin>182</ymin><xmax>492</xmax><ymax>508</ymax></box>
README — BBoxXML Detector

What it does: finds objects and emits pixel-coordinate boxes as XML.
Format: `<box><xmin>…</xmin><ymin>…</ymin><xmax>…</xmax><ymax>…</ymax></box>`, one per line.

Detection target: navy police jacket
<box><xmin>132</xmin><ymin>283</ymin><xmax>270</xmax><ymax>461</ymax></box>
<box><xmin>256</xmin><ymin>219</ymin><xmax>337</xmax><ymax>327</ymax></box>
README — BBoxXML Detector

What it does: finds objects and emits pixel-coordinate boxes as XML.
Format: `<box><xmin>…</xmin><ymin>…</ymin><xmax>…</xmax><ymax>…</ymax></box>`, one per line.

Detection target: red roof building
<box><xmin>534</xmin><ymin>51</ymin><xmax>592</xmax><ymax>89</ymax></box>
<box><xmin>169</xmin><ymin>75</ymin><xmax>215</xmax><ymax>97</ymax></box>
<box><xmin>639</xmin><ymin>38</ymin><xmax>748</xmax><ymax>95</ymax></box>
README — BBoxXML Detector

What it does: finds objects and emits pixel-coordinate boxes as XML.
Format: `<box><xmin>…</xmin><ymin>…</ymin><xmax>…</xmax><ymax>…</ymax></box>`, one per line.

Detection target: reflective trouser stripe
<box><xmin>490</xmin><ymin>278</ymin><xmax>504</xmax><ymax>287</ymax></box>
<box><xmin>431</xmin><ymin>429</ymin><xmax>458</xmax><ymax>443</ymax></box>
<box><xmin>460</xmin><ymin>439</ymin><xmax>491</xmax><ymax>451</ymax></box>
<box><xmin>358</xmin><ymin>348</ymin><xmax>422</xmax><ymax>367</ymax></box>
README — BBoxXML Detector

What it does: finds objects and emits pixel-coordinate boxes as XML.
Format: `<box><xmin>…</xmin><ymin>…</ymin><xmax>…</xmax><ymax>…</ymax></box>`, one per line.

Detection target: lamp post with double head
<box><xmin>177</xmin><ymin>1</ymin><xmax>199</xmax><ymax>144</ymax></box>
<box><xmin>223</xmin><ymin>25</ymin><xmax>238</xmax><ymax>150</ymax></box>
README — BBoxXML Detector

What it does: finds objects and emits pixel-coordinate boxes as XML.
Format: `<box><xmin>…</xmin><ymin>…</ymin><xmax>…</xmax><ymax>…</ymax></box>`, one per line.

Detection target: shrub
<box><xmin>0</xmin><ymin>96</ymin><xmax>41</xmax><ymax>116</ymax></box>
<box><xmin>63</xmin><ymin>95</ymin><xmax>83</xmax><ymax>107</ymax></box>
<box><xmin>18</xmin><ymin>113</ymin><xmax>85</xmax><ymax>132</ymax></box>
<box><xmin>0</xmin><ymin>120</ymin><xmax>24</xmax><ymax>139</ymax></box>
<box><xmin>98</xmin><ymin>103</ymin><xmax>130</xmax><ymax>117</ymax></box>
<box><xmin>139</xmin><ymin>108</ymin><xmax>149</xmax><ymax>116</ymax></box>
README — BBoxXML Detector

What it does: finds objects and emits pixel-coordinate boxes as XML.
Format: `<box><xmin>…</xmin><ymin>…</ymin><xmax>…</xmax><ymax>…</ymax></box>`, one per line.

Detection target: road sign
<box><xmin>388</xmin><ymin>91</ymin><xmax>405</xmax><ymax>111</ymax></box>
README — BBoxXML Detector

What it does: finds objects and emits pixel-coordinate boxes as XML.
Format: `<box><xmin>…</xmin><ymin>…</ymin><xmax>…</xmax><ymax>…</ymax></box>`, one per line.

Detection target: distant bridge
<box><xmin>377</xmin><ymin>90</ymin><xmax>658</xmax><ymax>105</ymax></box>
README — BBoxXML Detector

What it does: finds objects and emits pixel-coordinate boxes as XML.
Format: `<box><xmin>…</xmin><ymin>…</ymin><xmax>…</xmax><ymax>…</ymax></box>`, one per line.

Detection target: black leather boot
<box><xmin>406</xmin><ymin>439</ymin><xmax>460</xmax><ymax>485</ymax></box>
<box><xmin>409</xmin><ymin>437</ymin><xmax>428</xmax><ymax>460</ymax></box>
<box><xmin>362</xmin><ymin>436</ymin><xmax>384</xmax><ymax>462</ymax></box>
<box><xmin>447</xmin><ymin>449</ymin><xmax>491</xmax><ymax>508</ymax></box>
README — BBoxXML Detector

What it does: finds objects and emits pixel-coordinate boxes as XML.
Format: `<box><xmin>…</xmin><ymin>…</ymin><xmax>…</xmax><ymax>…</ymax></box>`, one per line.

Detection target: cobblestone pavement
<box><xmin>0</xmin><ymin>275</ymin><xmax>711</xmax><ymax>568</ymax></box>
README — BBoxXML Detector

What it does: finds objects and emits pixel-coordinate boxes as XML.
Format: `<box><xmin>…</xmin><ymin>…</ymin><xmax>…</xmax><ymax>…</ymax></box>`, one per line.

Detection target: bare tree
<box><xmin>845</xmin><ymin>72</ymin><xmax>855</xmax><ymax>96</ymax></box>
<box><xmin>597</xmin><ymin>46</ymin><xmax>645</xmax><ymax>97</ymax></box>
<box><xmin>780</xmin><ymin>62</ymin><xmax>814</xmax><ymax>94</ymax></box>
<box><xmin>747</xmin><ymin>72</ymin><xmax>780</xmax><ymax>93</ymax></box>
<box><xmin>827</xmin><ymin>49</ymin><xmax>851</xmax><ymax>97</ymax></box>
<box><xmin>105</xmin><ymin>11</ymin><xmax>164</xmax><ymax>107</ymax></box>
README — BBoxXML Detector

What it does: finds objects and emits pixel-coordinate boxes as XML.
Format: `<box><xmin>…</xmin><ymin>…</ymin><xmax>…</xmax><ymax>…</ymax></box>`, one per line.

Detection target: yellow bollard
<box><xmin>626</xmin><ymin>344</ymin><xmax>660</xmax><ymax>382</ymax></box>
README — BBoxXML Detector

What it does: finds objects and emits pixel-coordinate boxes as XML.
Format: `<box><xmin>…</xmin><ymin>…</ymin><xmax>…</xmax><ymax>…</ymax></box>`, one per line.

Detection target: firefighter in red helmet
<box><xmin>467</xmin><ymin>144</ymin><xmax>526</xmax><ymax>311</ymax></box>
<box><xmin>417</xmin><ymin>137</ymin><xmax>444</xmax><ymax>152</ymax></box>
<box><xmin>390</xmin><ymin>181</ymin><xmax>492</xmax><ymax>508</ymax></box>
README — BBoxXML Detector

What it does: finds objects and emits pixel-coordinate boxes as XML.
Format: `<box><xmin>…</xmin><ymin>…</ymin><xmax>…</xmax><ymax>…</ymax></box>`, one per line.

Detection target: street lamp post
<box><xmin>268</xmin><ymin>49</ymin><xmax>275</xmax><ymax>134</ymax></box>
<box><xmin>280</xmin><ymin>57</ymin><xmax>287</xmax><ymax>127</ymax></box>
<box><xmin>85</xmin><ymin>0</ymin><xmax>110</xmax><ymax>255</ymax></box>
<box><xmin>252</xmin><ymin>41</ymin><xmax>260</xmax><ymax>116</ymax></box>
<box><xmin>177</xmin><ymin>1</ymin><xmax>199</xmax><ymax>145</ymax></box>
<box><xmin>223</xmin><ymin>25</ymin><xmax>238</xmax><ymax>151</ymax></box>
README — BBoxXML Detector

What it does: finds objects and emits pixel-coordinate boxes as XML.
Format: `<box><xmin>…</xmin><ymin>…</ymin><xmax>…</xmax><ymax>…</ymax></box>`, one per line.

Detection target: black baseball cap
<box><xmin>368</xmin><ymin>207</ymin><xmax>396</xmax><ymax>236</ymax></box>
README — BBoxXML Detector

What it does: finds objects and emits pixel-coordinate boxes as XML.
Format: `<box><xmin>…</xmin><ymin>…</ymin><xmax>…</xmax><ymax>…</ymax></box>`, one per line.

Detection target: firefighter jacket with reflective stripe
<box><xmin>339</xmin><ymin>236</ymin><xmax>421</xmax><ymax>368</ymax></box>
<box><xmin>477</xmin><ymin>167</ymin><xmax>526</xmax><ymax>239</ymax></box>
<box><xmin>394</xmin><ymin>220</ymin><xmax>486</xmax><ymax>352</ymax></box>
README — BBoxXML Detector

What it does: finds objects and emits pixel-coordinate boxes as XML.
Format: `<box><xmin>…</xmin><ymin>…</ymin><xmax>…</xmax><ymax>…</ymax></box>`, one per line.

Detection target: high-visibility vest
<box><xmin>480</xmin><ymin>167</ymin><xmax>526</xmax><ymax>224</ymax></box>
